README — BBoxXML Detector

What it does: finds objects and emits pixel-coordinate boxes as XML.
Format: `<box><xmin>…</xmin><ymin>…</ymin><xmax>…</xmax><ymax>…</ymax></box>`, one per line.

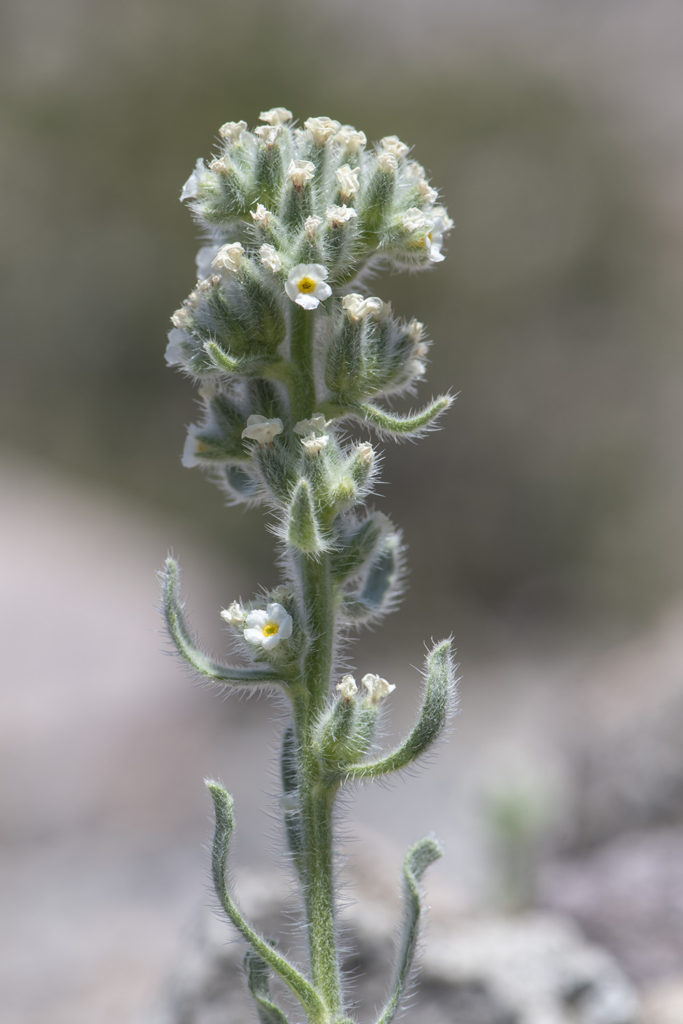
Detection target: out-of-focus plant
<box><xmin>161</xmin><ymin>110</ymin><xmax>457</xmax><ymax>1024</ymax></box>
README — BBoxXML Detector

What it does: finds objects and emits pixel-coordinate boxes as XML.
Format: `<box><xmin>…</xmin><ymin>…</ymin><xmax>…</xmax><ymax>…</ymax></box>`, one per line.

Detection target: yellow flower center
<box><xmin>298</xmin><ymin>276</ymin><xmax>316</xmax><ymax>294</ymax></box>
<box><xmin>263</xmin><ymin>622</ymin><xmax>279</xmax><ymax>637</ymax></box>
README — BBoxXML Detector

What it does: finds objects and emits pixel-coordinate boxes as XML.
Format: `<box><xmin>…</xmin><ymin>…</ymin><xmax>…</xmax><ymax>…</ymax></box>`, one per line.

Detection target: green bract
<box><xmin>162</xmin><ymin>110</ymin><xmax>458</xmax><ymax>1024</ymax></box>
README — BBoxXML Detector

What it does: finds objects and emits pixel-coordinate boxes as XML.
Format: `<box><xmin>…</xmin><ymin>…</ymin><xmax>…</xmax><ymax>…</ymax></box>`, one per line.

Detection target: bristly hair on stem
<box><xmin>162</xmin><ymin>110</ymin><xmax>458</xmax><ymax>1024</ymax></box>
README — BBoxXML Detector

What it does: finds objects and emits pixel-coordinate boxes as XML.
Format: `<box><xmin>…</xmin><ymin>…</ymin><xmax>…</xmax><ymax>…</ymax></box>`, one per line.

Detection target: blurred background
<box><xmin>2</xmin><ymin>1</ymin><xmax>683</xmax><ymax>1022</ymax></box>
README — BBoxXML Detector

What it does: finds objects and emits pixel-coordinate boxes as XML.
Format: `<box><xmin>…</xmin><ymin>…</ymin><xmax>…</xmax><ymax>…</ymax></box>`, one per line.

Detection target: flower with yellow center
<box><xmin>285</xmin><ymin>264</ymin><xmax>332</xmax><ymax>310</ymax></box>
<box><xmin>243</xmin><ymin>603</ymin><xmax>293</xmax><ymax>650</ymax></box>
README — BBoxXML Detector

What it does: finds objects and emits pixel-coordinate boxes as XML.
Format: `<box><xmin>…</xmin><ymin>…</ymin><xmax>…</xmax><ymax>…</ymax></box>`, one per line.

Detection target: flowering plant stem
<box><xmin>162</xmin><ymin>110</ymin><xmax>458</xmax><ymax>1024</ymax></box>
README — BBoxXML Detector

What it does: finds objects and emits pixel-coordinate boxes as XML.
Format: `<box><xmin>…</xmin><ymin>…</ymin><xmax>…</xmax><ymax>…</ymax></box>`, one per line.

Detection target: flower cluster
<box><xmin>177</xmin><ymin>109</ymin><xmax>451</xmax><ymax>280</ymax></box>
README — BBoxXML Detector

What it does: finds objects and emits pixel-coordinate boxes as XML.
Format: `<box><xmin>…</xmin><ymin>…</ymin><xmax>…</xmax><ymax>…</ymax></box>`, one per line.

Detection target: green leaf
<box><xmin>340</xmin><ymin>529</ymin><xmax>405</xmax><ymax>626</ymax></box>
<box><xmin>374</xmin><ymin>837</ymin><xmax>443</xmax><ymax>1024</ymax></box>
<box><xmin>343</xmin><ymin>640</ymin><xmax>457</xmax><ymax>780</ymax></box>
<box><xmin>280</xmin><ymin>727</ymin><xmax>304</xmax><ymax>877</ymax></box>
<box><xmin>288</xmin><ymin>479</ymin><xmax>326</xmax><ymax>554</ymax></box>
<box><xmin>355</xmin><ymin>394</ymin><xmax>453</xmax><ymax>437</ymax></box>
<box><xmin>206</xmin><ymin>782</ymin><xmax>327</xmax><ymax>1023</ymax></box>
<box><xmin>161</xmin><ymin>557</ymin><xmax>281</xmax><ymax>687</ymax></box>
<box><xmin>244</xmin><ymin>950</ymin><xmax>292</xmax><ymax>1024</ymax></box>
<box><xmin>330</xmin><ymin>514</ymin><xmax>387</xmax><ymax>584</ymax></box>
<box><xmin>203</xmin><ymin>340</ymin><xmax>246</xmax><ymax>374</ymax></box>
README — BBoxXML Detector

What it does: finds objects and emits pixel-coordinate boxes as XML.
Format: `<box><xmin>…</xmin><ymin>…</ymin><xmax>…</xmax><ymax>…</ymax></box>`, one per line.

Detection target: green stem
<box><xmin>292</xmin><ymin>551</ymin><xmax>342</xmax><ymax>1018</ymax></box>
<box><xmin>289</xmin><ymin>305</ymin><xmax>317</xmax><ymax>422</ymax></box>
<box><xmin>285</xmin><ymin>305</ymin><xmax>342</xmax><ymax>1018</ymax></box>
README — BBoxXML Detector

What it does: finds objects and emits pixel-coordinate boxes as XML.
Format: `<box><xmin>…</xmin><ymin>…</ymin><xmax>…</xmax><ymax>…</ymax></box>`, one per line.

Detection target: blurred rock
<box><xmin>153</xmin><ymin>869</ymin><xmax>639</xmax><ymax>1024</ymax></box>
<box><xmin>541</xmin><ymin>827</ymin><xmax>683</xmax><ymax>984</ymax></box>
<box><xmin>564</xmin><ymin>605</ymin><xmax>683</xmax><ymax>852</ymax></box>
<box><xmin>641</xmin><ymin>978</ymin><xmax>683</xmax><ymax>1024</ymax></box>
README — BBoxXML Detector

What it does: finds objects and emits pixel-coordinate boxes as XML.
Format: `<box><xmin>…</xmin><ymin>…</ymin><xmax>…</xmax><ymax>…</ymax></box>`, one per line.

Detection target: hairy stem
<box><xmin>289</xmin><ymin>305</ymin><xmax>316</xmax><ymax>422</ymax></box>
<box><xmin>292</xmin><ymin>550</ymin><xmax>342</xmax><ymax>1017</ymax></box>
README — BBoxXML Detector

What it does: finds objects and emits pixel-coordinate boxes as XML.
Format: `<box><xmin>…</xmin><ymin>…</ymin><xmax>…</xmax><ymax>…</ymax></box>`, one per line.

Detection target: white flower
<box><xmin>336</xmin><ymin>674</ymin><xmax>358</xmax><ymax>700</ymax></box>
<box><xmin>361</xmin><ymin>673</ymin><xmax>396</xmax><ymax>704</ymax></box>
<box><xmin>335</xmin><ymin>164</ymin><xmax>360</xmax><ymax>200</ymax></box>
<box><xmin>180</xmin><ymin>158</ymin><xmax>208</xmax><ymax>201</ymax></box>
<box><xmin>379</xmin><ymin>135</ymin><xmax>409</xmax><ymax>158</ymax></box>
<box><xmin>418</xmin><ymin>180</ymin><xmax>438</xmax><ymax>204</ymax></box>
<box><xmin>341</xmin><ymin>293</ymin><xmax>388</xmax><ymax>322</ymax></box>
<box><xmin>259</xmin><ymin>243</ymin><xmax>283</xmax><ymax>273</ymax></box>
<box><xmin>241</xmin><ymin>415</ymin><xmax>284</xmax><ymax>444</ymax></box>
<box><xmin>209</xmin><ymin>156</ymin><xmax>232</xmax><ymax>175</ymax></box>
<box><xmin>402</xmin><ymin>207</ymin><xmax>432</xmax><ymax>233</ymax></box>
<box><xmin>294</xmin><ymin>414</ymin><xmax>329</xmax><ymax>435</ymax></box>
<box><xmin>304</xmin><ymin>215</ymin><xmax>323</xmax><ymax>240</ymax></box>
<box><xmin>300</xmin><ymin>433</ymin><xmax>329</xmax><ymax>455</ymax></box>
<box><xmin>254</xmin><ymin>124</ymin><xmax>282</xmax><ymax>145</ymax></box>
<box><xmin>341</xmin><ymin>293</ymin><xmax>366</xmax><ymax>322</ymax></box>
<box><xmin>244</xmin><ymin>603</ymin><xmax>293</xmax><ymax>650</ymax></box>
<box><xmin>251</xmin><ymin>203</ymin><xmax>273</xmax><ymax>227</ymax></box>
<box><xmin>171</xmin><ymin>307</ymin><xmax>192</xmax><ymax>329</ymax></box>
<box><xmin>425</xmin><ymin>210</ymin><xmax>453</xmax><ymax>264</ymax></box>
<box><xmin>287</xmin><ymin>159</ymin><xmax>315</xmax><ymax>187</ymax></box>
<box><xmin>218</xmin><ymin>120</ymin><xmax>248</xmax><ymax>143</ymax></box>
<box><xmin>285</xmin><ymin>264</ymin><xmax>332</xmax><ymax>310</ymax></box>
<box><xmin>376</xmin><ymin>151</ymin><xmax>398</xmax><ymax>174</ymax></box>
<box><xmin>304</xmin><ymin>116</ymin><xmax>341</xmax><ymax>144</ymax></box>
<box><xmin>193</xmin><ymin>275</ymin><xmax>220</xmax><ymax>299</ymax></box>
<box><xmin>361</xmin><ymin>296</ymin><xmax>390</xmax><ymax>318</ymax></box>
<box><xmin>212</xmin><ymin>242</ymin><xmax>245</xmax><ymax>274</ymax></box>
<box><xmin>334</xmin><ymin>125</ymin><xmax>366</xmax><ymax>153</ymax></box>
<box><xmin>354</xmin><ymin>442</ymin><xmax>375</xmax><ymax>466</ymax></box>
<box><xmin>221</xmin><ymin>601</ymin><xmax>247</xmax><ymax>626</ymax></box>
<box><xmin>259</xmin><ymin>107</ymin><xmax>293</xmax><ymax>125</ymax></box>
<box><xmin>413</xmin><ymin>342</ymin><xmax>429</xmax><ymax>359</ymax></box>
<box><xmin>326</xmin><ymin>204</ymin><xmax>357</xmax><ymax>227</ymax></box>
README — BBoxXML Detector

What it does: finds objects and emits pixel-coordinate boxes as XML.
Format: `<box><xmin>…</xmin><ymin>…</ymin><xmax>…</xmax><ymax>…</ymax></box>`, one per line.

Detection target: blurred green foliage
<box><xmin>2</xmin><ymin>0</ymin><xmax>681</xmax><ymax>641</ymax></box>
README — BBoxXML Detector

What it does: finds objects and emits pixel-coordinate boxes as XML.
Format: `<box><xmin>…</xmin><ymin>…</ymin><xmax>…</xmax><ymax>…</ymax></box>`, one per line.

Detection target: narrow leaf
<box><xmin>206</xmin><ymin>782</ymin><xmax>327</xmax><ymax>1023</ymax></box>
<box><xmin>356</xmin><ymin>394</ymin><xmax>453</xmax><ymax>437</ymax></box>
<box><xmin>343</xmin><ymin>639</ymin><xmax>457</xmax><ymax>781</ymax></box>
<box><xmin>204</xmin><ymin>339</ymin><xmax>246</xmax><ymax>374</ymax></box>
<box><xmin>245</xmin><ymin>950</ymin><xmax>292</xmax><ymax>1024</ymax></box>
<box><xmin>161</xmin><ymin>557</ymin><xmax>281</xmax><ymax>686</ymax></box>
<box><xmin>280</xmin><ymin>727</ymin><xmax>304</xmax><ymax>877</ymax></box>
<box><xmin>375</xmin><ymin>837</ymin><xmax>442</xmax><ymax>1024</ymax></box>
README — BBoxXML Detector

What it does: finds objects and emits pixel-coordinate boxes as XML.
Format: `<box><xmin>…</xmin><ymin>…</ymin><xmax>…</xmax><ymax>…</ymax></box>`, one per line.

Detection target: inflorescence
<box><xmin>161</xmin><ymin>109</ymin><xmax>457</xmax><ymax>1024</ymax></box>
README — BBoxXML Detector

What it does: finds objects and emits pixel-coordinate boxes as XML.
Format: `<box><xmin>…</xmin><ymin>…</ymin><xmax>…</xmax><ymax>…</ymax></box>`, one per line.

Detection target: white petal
<box><xmin>295</xmin><ymin>293</ymin><xmax>321</xmax><ymax>310</ymax></box>
<box><xmin>244</xmin><ymin>627</ymin><xmax>264</xmax><ymax>645</ymax></box>
<box><xmin>246</xmin><ymin>609</ymin><xmax>269</xmax><ymax>629</ymax></box>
